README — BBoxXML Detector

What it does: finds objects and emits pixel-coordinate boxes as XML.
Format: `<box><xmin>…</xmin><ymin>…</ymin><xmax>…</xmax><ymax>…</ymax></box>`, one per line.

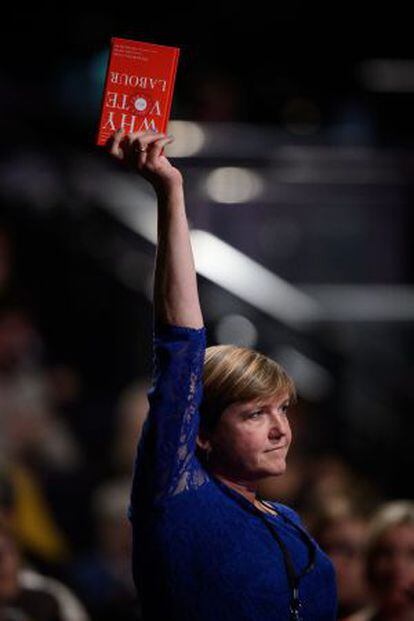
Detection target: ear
<box><xmin>196</xmin><ymin>430</ymin><xmax>212</xmax><ymax>452</ymax></box>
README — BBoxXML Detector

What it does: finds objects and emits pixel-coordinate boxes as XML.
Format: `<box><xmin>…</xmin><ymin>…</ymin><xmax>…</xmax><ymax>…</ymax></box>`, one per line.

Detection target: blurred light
<box><xmin>205</xmin><ymin>167</ymin><xmax>264</xmax><ymax>203</ymax></box>
<box><xmin>273</xmin><ymin>346</ymin><xmax>333</xmax><ymax>401</ymax></box>
<box><xmin>301</xmin><ymin>285</ymin><xmax>414</xmax><ymax>321</ymax></box>
<box><xmin>80</xmin><ymin>170</ymin><xmax>320</xmax><ymax>328</ymax></box>
<box><xmin>281</xmin><ymin>97</ymin><xmax>321</xmax><ymax>135</ymax></box>
<box><xmin>78</xmin><ymin>168</ymin><xmax>157</xmax><ymax>242</ymax></box>
<box><xmin>90</xmin><ymin>170</ymin><xmax>321</xmax><ymax>326</ymax></box>
<box><xmin>145</xmin><ymin>271</ymin><xmax>154</xmax><ymax>301</ymax></box>
<box><xmin>165</xmin><ymin>121</ymin><xmax>206</xmax><ymax>156</ymax></box>
<box><xmin>358</xmin><ymin>59</ymin><xmax>414</xmax><ymax>92</ymax></box>
<box><xmin>215</xmin><ymin>314</ymin><xmax>258</xmax><ymax>348</ymax></box>
<box><xmin>191</xmin><ymin>230</ymin><xmax>322</xmax><ymax>326</ymax></box>
<box><xmin>270</xmin><ymin>146</ymin><xmax>400</xmax><ymax>184</ymax></box>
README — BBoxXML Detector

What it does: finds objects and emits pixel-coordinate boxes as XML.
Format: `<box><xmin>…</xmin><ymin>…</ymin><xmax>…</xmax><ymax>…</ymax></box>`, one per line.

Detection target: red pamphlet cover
<box><xmin>95</xmin><ymin>37</ymin><xmax>180</xmax><ymax>146</ymax></box>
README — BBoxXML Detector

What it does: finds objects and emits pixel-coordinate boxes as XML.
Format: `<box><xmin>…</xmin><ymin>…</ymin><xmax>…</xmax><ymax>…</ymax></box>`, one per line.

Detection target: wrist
<box><xmin>155</xmin><ymin>178</ymin><xmax>184</xmax><ymax>202</ymax></box>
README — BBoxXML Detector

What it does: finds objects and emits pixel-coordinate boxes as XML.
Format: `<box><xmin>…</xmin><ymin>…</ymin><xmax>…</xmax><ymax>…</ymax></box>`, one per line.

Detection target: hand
<box><xmin>105</xmin><ymin>129</ymin><xmax>183</xmax><ymax>194</ymax></box>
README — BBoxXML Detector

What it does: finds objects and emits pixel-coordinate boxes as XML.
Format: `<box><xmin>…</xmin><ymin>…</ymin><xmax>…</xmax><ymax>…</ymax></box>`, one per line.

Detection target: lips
<box><xmin>264</xmin><ymin>446</ymin><xmax>286</xmax><ymax>452</ymax></box>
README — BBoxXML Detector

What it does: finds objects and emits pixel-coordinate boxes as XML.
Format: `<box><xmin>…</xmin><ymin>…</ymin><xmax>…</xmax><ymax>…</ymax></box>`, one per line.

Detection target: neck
<box><xmin>210</xmin><ymin>469</ymin><xmax>259</xmax><ymax>505</ymax></box>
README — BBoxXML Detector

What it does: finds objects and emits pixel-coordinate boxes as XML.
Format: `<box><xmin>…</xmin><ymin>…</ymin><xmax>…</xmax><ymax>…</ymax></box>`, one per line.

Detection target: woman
<box><xmin>107</xmin><ymin>129</ymin><xmax>337</xmax><ymax>621</ymax></box>
<box><xmin>346</xmin><ymin>501</ymin><xmax>414</xmax><ymax>621</ymax></box>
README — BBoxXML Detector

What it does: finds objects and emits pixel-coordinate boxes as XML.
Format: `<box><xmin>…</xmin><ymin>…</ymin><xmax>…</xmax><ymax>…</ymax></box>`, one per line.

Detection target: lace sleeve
<box><xmin>129</xmin><ymin>320</ymin><xmax>209</xmax><ymax>514</ymax></box>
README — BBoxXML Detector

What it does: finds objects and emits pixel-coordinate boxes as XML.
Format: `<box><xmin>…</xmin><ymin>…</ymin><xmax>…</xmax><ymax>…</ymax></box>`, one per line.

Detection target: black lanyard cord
<box><xmin>211</xmin><ymin>475</ymin><xmax>317</xmax><ymax>621</ymax></box>
<box><xmin>258</xmin><ymin>511</ymin><xmax>316</xmax><ymax>620</ymax></box>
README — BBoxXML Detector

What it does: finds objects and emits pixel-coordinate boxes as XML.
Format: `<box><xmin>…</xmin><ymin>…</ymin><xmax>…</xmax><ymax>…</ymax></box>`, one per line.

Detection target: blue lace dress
<box><xmin>129</xmin><ymin>321</ymin><xmax>337</xmax><ymax>621</ymax></box>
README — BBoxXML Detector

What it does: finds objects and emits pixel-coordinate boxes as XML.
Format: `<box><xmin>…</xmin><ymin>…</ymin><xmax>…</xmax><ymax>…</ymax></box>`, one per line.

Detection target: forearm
<box><xmin>153</xmin><ymin>182</ymin><xmax>204</xmax><ymax>329</ymax></box>
<box><xmin>105</xmin><ymin>129</ymin><xmax>202</xmax><ymax>328</ymax></box>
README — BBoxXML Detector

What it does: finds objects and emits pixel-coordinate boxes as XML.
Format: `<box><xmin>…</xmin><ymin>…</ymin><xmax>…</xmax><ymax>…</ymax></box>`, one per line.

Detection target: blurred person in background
<box><xmin>0</xmin><ymin>518</ymin><xmax>89</xmax><ymax>621</ymax></box>
<box><xmin>0</xmin><ymin>302</ymin><xmax>91</xmax><ymax>569</ymax></box>
<box><xmin>311</xmin><ymin>502</ymin><xmax>372</xmax><ymax>620</ymax></box>
<box><xmin>346</xmin><ymin>501</ymin><xmax>414</xmax><ymax>621</ymax></box>
<box><xmin>0</xmin><ymin>223</ymin><xmax>93</xmax><ymax>558</ymax></box>
<box><xmin>111</xmin><ymin>380</ymin><xmax>151</xmax><ymax>477</ymax></box>
<box><xmin>259</xmin><ymin>453</ymin><xmax>380</xmax><ymax>522</ymax></box>
<box><xmin>0</xmin><ymin>471</ymin><xmax>89</xmax><ymax>621</ymax></box>
<box><xmin>68</xmin><ymin>478</ymin><xmax>140</xmax><ymax>621</ymax></box>
<box><xmin>298</xmin><ymin>454</ymin><xmax>381</xmax><ymax>521</ymax></box>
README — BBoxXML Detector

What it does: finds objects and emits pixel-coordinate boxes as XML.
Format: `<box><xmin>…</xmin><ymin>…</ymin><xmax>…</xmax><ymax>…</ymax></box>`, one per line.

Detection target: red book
<box><xmin>95</xmin><ymin>37</ymin><xmax>180</xmax><ymax>146</ymax></box>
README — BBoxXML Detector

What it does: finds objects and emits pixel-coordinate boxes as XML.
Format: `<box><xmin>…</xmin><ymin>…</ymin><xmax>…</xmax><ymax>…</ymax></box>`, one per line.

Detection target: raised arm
<box><xmin>153</xmin><ymin>181</ymin><xmax>204</xmax><ymax>329</ymax></box>
<box><xmin>108</xmin><ymin>128</ymin><xmax>203</xmax><ymax>329</ymax></box>
<box><xmin>106</xmin><ymin>130</ymin><xmax>207</xmax><ymax>507</ymax></box>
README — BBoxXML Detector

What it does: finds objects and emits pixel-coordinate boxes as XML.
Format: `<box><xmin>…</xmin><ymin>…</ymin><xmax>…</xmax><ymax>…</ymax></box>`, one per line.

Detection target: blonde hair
<box><xmin>367</xmin><ymin>500</ymin><xmax>414</xmax><ymax>552</ymax></box>
<box><xmin>199</xmin><ymin>344</ymin><xmax>297</xmax><ymax>433</ymax></box>
<box><xmin>366</xmin><ymin>500</ymin><xmax>414</xmax><ymax>584</ymax></box>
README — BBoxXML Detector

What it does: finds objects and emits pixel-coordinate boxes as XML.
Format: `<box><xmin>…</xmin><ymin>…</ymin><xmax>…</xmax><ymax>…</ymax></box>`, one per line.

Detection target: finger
<box><xmin>129</xmin><ymin>130</ymin><xmax>164</xmax><ymax>141</ymax></box>
<box><xmin>145</xmin><ymin>137</ymin><xmax>174</xmax><ymax>164</ymax></box>
<box><xmin>109</xmin><ymin>128</ymin><xmax>126</xmax><ymax>159</ymax></box>
<box><xmin>132</xmin><ymin>135</ymin><xmax>171</xmax><ymax>163</ymax></box>
<box><xmin>129</xmin><ymin>131</ymin><xmax>166</xmax><ymax>151</ymax></box>
<box><xmin>146</xmin><ymin>136</ymin><xmax>174</xmax><ymax>161</ymax></box>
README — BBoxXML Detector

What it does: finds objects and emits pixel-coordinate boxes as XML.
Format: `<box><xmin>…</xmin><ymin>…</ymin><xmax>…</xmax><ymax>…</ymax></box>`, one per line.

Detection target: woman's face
<box><xmin>369</xmin><ymin>523</ymin><xmax>414</xmax><ymax>613</ymax></box>
<box><xmin>203</xmin><ymin>391</ymin><xmax>292</xmax><ymax>482</ymax></box>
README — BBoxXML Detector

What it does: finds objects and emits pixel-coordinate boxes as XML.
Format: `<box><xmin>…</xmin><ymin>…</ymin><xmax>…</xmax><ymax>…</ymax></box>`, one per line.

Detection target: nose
<box><xmin>268</xmin><ymin>411</ymin><xmax>289</xmax><ymax>439</ymax></box>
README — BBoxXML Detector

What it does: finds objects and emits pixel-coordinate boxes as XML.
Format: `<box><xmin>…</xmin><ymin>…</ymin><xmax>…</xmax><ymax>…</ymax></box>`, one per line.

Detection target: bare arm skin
<box><xmin>106</xmin><ymin>129</ymin><xmax>204</xmax><ymax>329</ymax></box>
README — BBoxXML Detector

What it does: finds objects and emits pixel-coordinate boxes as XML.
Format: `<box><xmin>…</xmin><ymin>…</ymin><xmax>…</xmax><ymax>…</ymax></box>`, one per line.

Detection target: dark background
<box><xmin>1</xmin><ymin>5</ymin><xmax>413</xmax><ymax>505</ymax></box>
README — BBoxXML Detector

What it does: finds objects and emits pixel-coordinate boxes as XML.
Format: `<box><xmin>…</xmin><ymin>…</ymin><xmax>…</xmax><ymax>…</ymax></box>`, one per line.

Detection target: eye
<box><xmin>280</xmin><ymin>403</ymin><xmax>290</xmax><ymax>415</ymax></box>
<box><xmin>249</xmin><ymin>409</ymin><xmax>264</xmax><ymax>419</ymax></box>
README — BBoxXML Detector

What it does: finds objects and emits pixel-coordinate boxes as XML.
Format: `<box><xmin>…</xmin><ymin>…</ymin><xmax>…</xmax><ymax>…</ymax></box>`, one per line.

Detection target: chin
<box><xmin>259</xmin><ymin>462</ymin><xmax>287</xmax><ymax>478</ymax></box>
<box><xmin>270</xmin><ymin>459</ymin><xmax>287</xmax><ymax>476</ymax></box>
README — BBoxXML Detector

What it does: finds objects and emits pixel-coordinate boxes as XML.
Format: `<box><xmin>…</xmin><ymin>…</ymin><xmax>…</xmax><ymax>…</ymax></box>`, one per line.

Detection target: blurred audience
<box><xmin>0</xmin><ymin>223</ymin><xmax>91</xmax><ymax>565</ymax></box>
<box><xmin>0</xmin><ymin>519</ymin><xmax>89</xmax><ymax>621</ymax></box>
<box><xmin>258</xmin><ymin>452</ymin><xmax>381</xmax><ymax>519</ymax></box>
<box><xmin>0</xmin><ymin>302</ymin><xmax>81</xmax><ymax>567</ymax></box>
<box><xmin>311</xmin><ymin>502</ymin><xmax>372</xmax><ymax>619</ymax></box>
<box><xmin>2</xmin><ymin>218</ymin><xmax>414</xmax><ymax>621</ymax></box>
<box><xmin>111</xmin><ymin>380</ymin><xmax>150</xmax><ymax>477</ymax></box>
<box><xmin>300</xmin><ymin>455</ymin><xmax>382</xmax><ymax>521</ymax></box>
<box><xmin>346</xmin><ymin>501</ymin><xmax>414</xmax><ymax>621</ymax></box>
<box><xmin>67</xmin><ymin>478</ymin><xmax>141</xmax><ymax>621</ymax></box>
